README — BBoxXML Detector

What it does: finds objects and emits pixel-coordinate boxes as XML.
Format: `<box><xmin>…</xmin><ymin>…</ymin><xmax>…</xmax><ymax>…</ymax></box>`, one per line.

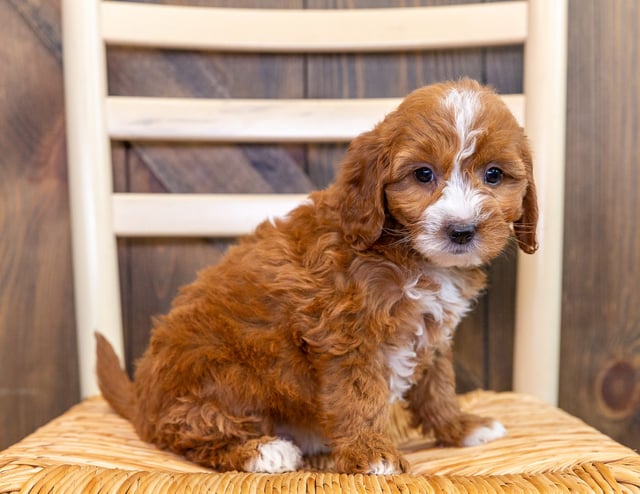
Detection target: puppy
<box><xmin>97</xmin><ymin>79</ymin><xmax>538</xmax><ymax>475</ymax></box>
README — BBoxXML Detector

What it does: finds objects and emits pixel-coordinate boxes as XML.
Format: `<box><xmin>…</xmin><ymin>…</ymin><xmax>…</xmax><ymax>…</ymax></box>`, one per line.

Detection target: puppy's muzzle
<box><xmin>446</xmin><ymin>223</ymin><xmax>477</xmax><ymax>245</ymax></box>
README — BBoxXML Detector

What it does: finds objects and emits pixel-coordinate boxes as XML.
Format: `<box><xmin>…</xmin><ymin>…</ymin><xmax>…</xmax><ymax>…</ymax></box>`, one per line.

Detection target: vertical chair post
<box><xmin>62</xmin><ymin>0</ymin><xmax>124</xmax><ymax>397</ymax></box>
<box><xmin>514</xmin><ymin>0</ymin><xmax>568</xmax><ymax>405</ymax></box>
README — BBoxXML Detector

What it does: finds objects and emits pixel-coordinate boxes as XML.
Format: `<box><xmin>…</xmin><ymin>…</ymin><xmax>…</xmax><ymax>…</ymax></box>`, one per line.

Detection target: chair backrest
<box><xmin>61</xmin><ymin>0</ymin><xmax>567</xmax><ymax>404</ymax></box>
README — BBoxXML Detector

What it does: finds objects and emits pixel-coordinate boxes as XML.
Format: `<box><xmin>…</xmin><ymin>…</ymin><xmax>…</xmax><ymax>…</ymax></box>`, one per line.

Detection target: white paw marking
<box><xmin>461</xmin><ymin>420</ymin><xmax>507</xmax><ymax>447</ymax></box>
<box><xmin>245</xmin><ymin>438</ymin><xmax>303</xmax><ymax>473</ymax></box>
<box><xmin>367</xmin><ymin>460</ymin><xmax>400</xmax><ymax>475</ymax></box>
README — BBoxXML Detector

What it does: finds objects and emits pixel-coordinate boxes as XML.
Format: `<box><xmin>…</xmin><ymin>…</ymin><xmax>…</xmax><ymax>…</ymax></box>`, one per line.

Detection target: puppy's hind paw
<box><xmin>245</xmin><ymin>438</ymin><xmax>303</xmax><ymax>473</ymax></box>
<box><xmin>461</xmin><ymin>420</ymin><xmax>507</xmax><ymax>447</ymax></box>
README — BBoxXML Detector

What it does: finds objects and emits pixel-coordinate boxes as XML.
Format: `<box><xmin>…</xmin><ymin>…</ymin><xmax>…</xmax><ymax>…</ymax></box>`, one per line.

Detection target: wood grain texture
<box><xmin>560</xmin><ymin>0</ymin><xmax>640</xmax><ymax>450</ymax></box>
<box><xmin>0</xmin><ymin>0</ymin><xmax>78</xmax><ymax>449</ymax></box>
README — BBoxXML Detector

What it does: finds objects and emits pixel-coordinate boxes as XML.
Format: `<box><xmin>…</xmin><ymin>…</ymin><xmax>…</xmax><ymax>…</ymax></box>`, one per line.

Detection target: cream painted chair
<box><xmin>1</xmin><ymin>1</ymin><xmax>639</xmax><ymax>493</ymax></box>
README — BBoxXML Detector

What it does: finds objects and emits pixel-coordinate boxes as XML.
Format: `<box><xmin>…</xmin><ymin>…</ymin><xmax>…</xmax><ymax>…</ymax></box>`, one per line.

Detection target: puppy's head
<box><xmin>336</xmin><ymin>79</ymin><xmax>538</xmax><ymax>266</ymax></box>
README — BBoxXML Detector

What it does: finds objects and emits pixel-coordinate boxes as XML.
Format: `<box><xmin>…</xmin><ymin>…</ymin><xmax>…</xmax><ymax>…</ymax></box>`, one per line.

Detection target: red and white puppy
<box><xmin>98</xmin><ymin>79</ymin><xmax>537</xmax><ymax>474</ymax></box>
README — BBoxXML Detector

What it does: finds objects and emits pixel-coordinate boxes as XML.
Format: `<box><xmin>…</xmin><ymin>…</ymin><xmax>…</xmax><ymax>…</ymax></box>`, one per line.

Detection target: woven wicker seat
<box><xmin>3</xmin><ymin>1</ymin><xmax>638</xmax><ymax>492</ymax></box>
<box><xmin>1</xmin><ymin>391</ymin><xmax>639</xmax><ymax>493</ymax></box>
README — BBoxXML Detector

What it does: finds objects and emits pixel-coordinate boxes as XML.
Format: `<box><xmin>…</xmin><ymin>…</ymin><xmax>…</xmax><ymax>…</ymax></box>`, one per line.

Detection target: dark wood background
<box><xmin>1</xmin><ymin>0</ymin><xmax>638</xmax><ymax>452</ymax></box>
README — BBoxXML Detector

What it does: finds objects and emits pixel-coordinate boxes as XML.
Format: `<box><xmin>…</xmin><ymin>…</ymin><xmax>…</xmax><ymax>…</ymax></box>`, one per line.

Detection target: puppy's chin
<box><xmin>415</xmin><ymin>244</ymin><xmax>485</xmax><ymax>268</ymax></box>
<box><xmin>421</xmin><ymin>249</ymin><xmax>483</xmax><ymax>268</ymax></box>
<box><xmin>413</xmin><ymin>233</ymin><xmax>510</xmax><ymax>268</ymax></box>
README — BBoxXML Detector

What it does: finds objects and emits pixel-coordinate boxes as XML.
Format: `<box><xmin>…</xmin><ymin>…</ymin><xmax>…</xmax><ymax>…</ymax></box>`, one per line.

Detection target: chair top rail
<box><xmin>107</xmin><ymin>94</ymin><xmax>524</xmax><ymax>142</ymax></box>
<box><xmin>112</xmin><ymin>193</ymin><xmax>308</xmax><ymax>237</ymax></box>
<box><xmin>101</xmin><ymin>1</ymin><xmax>527</xmax><ymax>52</ymax></box>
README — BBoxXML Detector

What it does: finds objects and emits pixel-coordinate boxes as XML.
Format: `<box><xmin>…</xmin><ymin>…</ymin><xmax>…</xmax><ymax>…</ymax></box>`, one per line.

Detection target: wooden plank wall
<box><xmin>0</xmin><ymin>0</ymin><xmax>78</xmax><ymax>449</ymax></box>
<box><xmin>560</xmin><ymin>0</ymin><xmax>640</xmax><ymax>449</ymax></box>
<box><xmin>1</xmin><ymin>0</ymin><xmax>638</xmax><ymax>453</ymax></box>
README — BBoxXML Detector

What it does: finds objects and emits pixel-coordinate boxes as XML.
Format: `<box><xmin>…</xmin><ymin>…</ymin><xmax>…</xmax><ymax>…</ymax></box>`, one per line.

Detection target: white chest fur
<box><xmin>385</xmin><ymin>270</ymin><xmax>475</xmax><ymax>402</ymax></box>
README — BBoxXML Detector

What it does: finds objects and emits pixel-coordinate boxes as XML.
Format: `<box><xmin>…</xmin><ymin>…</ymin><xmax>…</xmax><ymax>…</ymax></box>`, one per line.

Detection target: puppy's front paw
<box><xmin>461</xmin><ymin>419</ymin><xmax>506</xmax><ymax>447</ymax></box>
<box><xmin>245</xmin><ymin>438</ymin><xmax>303</xmax><ymax>473</ymax></box>
<box><xmin>334</xmin><ymin>438</ymin><xmax>409</xmax><ymax>475</ymax></box>
<box><xmin>435</xmin><ymin>413</ymin><xmax>507</xmax><ymax>447</ymax></box>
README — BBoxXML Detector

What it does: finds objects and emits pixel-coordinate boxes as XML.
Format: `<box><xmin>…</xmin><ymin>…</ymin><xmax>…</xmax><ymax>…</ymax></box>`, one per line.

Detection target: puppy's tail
<box><xmin>95</xmin><ymin>332</ymin><xmax>135</xmax><ymax>420</ymax></box>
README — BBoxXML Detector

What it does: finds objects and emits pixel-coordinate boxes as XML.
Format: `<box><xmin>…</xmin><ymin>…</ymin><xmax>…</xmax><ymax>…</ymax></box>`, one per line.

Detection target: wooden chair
<box><xmin>1</xmin><ymin>1</ymin><xmax>638</xmax><ymax>492</ymax></box>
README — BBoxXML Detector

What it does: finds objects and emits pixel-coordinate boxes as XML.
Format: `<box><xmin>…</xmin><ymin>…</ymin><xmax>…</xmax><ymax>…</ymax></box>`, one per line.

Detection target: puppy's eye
<box><xmin>485</xmin><ymin>166</ymin><xmax>504</xmax><ymax>185</ymax></box>
<box><xmin>414</xmin><ymin>166</ymin><xmax>435</xmax><ymax>184</ymax></box>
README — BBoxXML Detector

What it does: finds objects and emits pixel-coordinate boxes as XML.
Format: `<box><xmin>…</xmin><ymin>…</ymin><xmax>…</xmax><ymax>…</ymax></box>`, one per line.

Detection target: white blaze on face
<box><xmin>415</xmin><ymin>87</ymin><xmax>487</xmax><ymax>267</ymax></box>
<box><xmin>443</xmin><ymin>87</ymin><xmax>482</xmax><ymax>170</ymax></box>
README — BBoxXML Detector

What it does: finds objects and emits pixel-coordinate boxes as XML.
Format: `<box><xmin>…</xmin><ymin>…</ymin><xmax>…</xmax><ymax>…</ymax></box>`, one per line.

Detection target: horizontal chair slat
<box><xmin>106</xmin><ymin>97</ymin><xmax>401</xmax><ymax>142</ymax></box>
<box><xmin>107</xmin><ymin>95</ymin><xmax>524</xmax><ymax>142</ymax></box>
<box><xmin>112</xmin><ymin>193</ymin><xmax>308</xmax><ymax>237</ymax></box>
<box><xmin>101</xmin><ymin>1</ymin><xmax>527</xmax><ymax>52</ymax></box>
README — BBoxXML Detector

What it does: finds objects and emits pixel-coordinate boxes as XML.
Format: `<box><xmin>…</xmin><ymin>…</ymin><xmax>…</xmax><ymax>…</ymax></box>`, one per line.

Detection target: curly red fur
<box><xmin>97</xmin><ymin>79</ymin><xmax>537</xmax><ymax>474</ymax></box>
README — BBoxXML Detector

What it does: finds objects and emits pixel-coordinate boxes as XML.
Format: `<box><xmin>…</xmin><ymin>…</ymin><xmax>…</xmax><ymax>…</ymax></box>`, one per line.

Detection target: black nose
<box><xmin>446</xmin><ymin>224</ymin><xmax>476</xmax><ymax>245</ymax></box>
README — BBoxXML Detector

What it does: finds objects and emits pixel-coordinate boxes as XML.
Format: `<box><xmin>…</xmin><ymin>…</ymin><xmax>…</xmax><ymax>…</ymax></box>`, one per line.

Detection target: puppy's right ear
<box><xmin>335</xmin><ymin>127</ymin><xmax>390</xmax><ymax>250</ymax></box>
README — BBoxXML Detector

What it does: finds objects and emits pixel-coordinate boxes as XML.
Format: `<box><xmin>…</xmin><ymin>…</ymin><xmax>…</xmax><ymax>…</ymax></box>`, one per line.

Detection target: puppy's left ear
<box><xmin>514</xmin><ymin>141</ymin><xmax>539</xmax><ymax>254</ymax></box>
<box><xmin>335</xmin><ymin>127</ymin><xmax>390</xmax><ymax>250</ymax></box>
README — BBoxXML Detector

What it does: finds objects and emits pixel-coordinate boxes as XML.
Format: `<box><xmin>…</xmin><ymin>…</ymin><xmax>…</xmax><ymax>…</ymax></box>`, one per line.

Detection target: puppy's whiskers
<box><xmin>381</xmin><ymin>224</ymin><xmax>417</xmax><ymax>248</ymax></box>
